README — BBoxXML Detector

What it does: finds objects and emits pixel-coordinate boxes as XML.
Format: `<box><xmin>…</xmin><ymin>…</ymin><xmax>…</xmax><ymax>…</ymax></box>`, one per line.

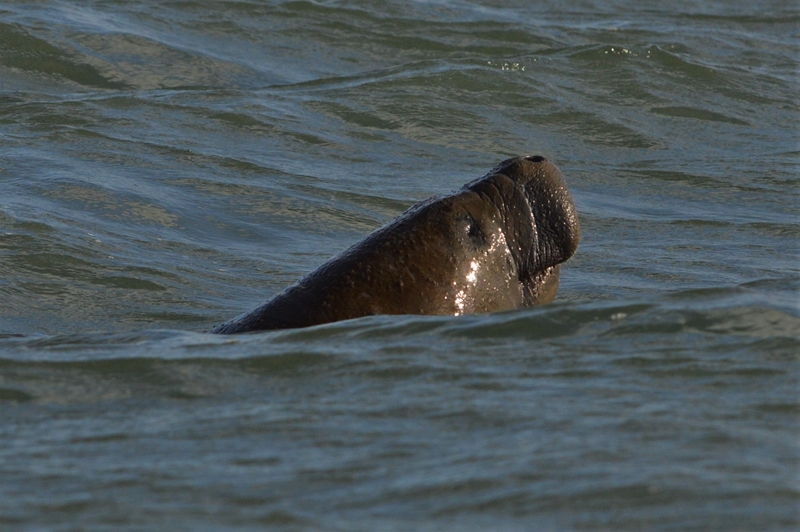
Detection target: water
<box><xmin>1</xmin><ymin>0</ymin><xmax>798</xmax><ymax>530</ymax></box>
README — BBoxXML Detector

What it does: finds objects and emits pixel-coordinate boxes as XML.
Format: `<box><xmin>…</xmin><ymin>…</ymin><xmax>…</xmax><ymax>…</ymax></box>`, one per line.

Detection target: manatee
<box><xmin>212</xmin><ymin>156</ymin><xmax>579</xmax><ymax>333</ymax></box>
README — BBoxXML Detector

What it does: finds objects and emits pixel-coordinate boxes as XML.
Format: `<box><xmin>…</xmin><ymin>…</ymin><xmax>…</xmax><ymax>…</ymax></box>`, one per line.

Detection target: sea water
<box><xmin>0</xmin><ymin>1</ymin><xmax>797</xmax><ymax>530</ymax></box>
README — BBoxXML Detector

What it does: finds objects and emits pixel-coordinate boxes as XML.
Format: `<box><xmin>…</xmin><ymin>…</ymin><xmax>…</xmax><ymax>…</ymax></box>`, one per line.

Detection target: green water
<box><xmin>0</xmin><ymin>1</ymin><xmax>798</xmax><ymax>530</ymax></box>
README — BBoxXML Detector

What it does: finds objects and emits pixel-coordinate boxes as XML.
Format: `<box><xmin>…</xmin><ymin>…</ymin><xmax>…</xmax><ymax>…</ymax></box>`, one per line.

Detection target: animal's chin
<box><xmin>522</xmin><ymin>265</ymin><xmax>561</xmax><ymax>306</ymax></box>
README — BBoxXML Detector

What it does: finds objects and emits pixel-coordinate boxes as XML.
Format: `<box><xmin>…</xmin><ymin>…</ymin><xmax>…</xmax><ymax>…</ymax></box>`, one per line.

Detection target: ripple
<box><xmin>651</xmin><ymin>106</ymin><xmax>750</xmax><ymax>125</ymax></box>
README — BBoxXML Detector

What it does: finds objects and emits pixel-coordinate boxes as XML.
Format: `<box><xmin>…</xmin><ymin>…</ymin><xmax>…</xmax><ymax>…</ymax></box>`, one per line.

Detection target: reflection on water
<box><xmin>52</xmin><ymin>184</ymin><xmax>179</xmax><ymax>228</ymax></box>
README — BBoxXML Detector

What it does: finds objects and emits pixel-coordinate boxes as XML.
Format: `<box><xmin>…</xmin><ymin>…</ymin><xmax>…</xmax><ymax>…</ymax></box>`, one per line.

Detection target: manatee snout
<box><xmin>492</xmin><ymin>155</ymin><xmax>580</xmax><ymax>270</ymax></box>
<box><xmin>212</xmin><ymin>156</ymin><xmax>580</xmax><ymax>333</ymax></box>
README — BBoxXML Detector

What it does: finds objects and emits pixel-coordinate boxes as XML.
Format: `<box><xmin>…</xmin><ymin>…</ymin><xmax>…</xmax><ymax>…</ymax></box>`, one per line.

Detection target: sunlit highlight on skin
<box><xmin>453</xmin><ymin>227</ymin><xmax>510</xmax><ymax>316</ymax></box>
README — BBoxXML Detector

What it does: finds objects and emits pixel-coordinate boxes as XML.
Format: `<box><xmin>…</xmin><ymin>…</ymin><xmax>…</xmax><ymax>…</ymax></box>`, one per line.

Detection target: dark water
<box><xmin>1</xmin><ymin>1</ymin><xmax>798</xmax><ymax>530</ymax></box>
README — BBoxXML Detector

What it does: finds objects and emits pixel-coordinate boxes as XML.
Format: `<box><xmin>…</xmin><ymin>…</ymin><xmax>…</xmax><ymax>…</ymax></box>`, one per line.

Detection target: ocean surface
<box><xmin>1</xmin><ymin>1</ymin><xmax>798</xmax><ymax>530</ymax></box>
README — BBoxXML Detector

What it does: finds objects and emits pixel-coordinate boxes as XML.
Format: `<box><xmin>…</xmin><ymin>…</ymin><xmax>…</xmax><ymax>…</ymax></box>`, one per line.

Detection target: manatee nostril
<box><xmin>525</xmin><ymin>155</ymin><xmax>545</xmax><ymax>163</ymax></box>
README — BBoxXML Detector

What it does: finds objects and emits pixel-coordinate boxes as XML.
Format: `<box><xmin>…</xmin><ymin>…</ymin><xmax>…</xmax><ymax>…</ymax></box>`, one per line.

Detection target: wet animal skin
<box><xmin>212</xmin><ymin>156</ymin><xmax>580</xmax><ymax>333</ymax></box>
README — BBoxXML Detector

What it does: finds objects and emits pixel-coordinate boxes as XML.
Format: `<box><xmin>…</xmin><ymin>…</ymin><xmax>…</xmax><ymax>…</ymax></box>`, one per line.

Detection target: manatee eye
<box><xmin>465</xmin><ymin>216</ymin><xmax>487</xmax><ymax>245</ymax></box>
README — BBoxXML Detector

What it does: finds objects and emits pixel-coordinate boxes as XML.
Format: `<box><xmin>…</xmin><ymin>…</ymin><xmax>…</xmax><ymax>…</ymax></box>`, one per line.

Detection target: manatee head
<box><xmin>464</xmin><ymin>155</ymin><xmax>580</xmax><ymax>305</ymax></box>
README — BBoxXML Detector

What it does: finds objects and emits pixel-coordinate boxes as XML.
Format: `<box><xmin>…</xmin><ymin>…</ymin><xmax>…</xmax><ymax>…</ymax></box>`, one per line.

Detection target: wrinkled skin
<box><xmin>212</xmin><ymin>156</ymin><xmax>580</xmax><ymax>333</ymax></box>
